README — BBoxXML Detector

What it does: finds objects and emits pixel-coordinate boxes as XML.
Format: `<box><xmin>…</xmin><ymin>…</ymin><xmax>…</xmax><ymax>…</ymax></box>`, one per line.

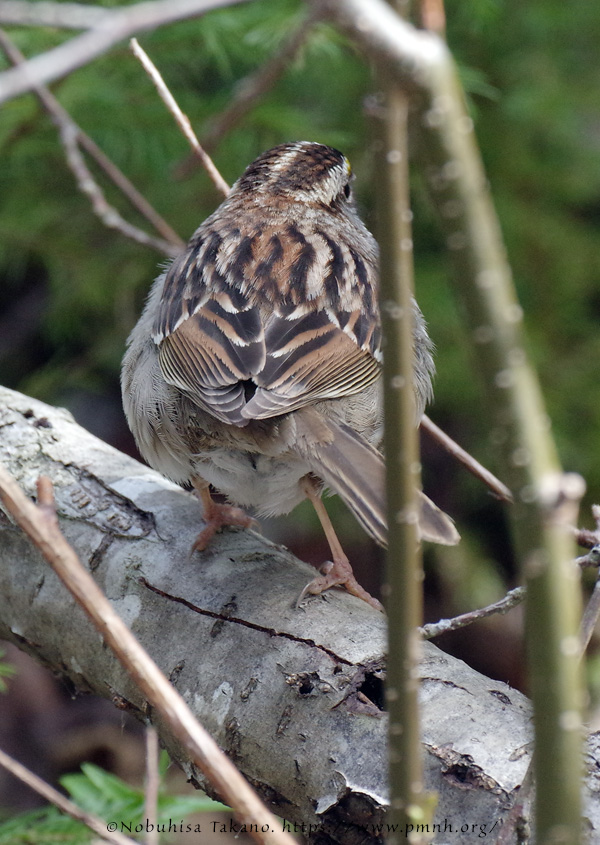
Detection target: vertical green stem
<box><xmin>377</xmin><ymin>86</ymin><xmax>429</xmax><ymax>840</ymax></box>
<box><xmin>415</xmin><ymin>59</ymin><xmax>584</xmax><ymax>843</ymax></box>
<box><xmin>317</xmin><ymin>0</ymin><xmax>584</xmax><ymax>837</ymax></box>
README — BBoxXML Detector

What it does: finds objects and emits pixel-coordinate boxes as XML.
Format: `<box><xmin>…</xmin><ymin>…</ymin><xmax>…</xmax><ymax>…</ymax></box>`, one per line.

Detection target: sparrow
<box><xmin>121</xmin><ymin>141</ymin><xmax>459</xmax><ymax>611</ymax></box>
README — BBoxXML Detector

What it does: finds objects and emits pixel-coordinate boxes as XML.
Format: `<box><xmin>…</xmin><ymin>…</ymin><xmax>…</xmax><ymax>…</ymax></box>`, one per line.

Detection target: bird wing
<box><xmin>242</xmin><ymin>308</ymin><xmax>380</xmax><ymax>419</ymax></box>
<box><xmin>153</xmin><ymin>225</ymin><xmax>381</xmax><ymax>425</ymax></box>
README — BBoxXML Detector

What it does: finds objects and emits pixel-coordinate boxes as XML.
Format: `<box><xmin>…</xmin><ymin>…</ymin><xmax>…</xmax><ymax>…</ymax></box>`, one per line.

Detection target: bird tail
<box><xmin>291</xmin><ymin>411</ymin><xmax>459</xmax><ymax>548</ymax></box>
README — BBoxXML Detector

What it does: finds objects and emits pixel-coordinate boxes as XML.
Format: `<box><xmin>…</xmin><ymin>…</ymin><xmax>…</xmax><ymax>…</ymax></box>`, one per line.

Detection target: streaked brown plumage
<box><xmin>121</xmin><ymin>142</ymin><xmax>459</xmax><ymax>610</ymax></box>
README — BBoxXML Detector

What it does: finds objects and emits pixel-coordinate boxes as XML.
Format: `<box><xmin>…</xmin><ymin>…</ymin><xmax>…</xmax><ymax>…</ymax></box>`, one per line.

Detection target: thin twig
<box><xmin>420</xmin><ymin>586</ymin><xmax>526</xmax><ymax>640</ymax></box>
<box><xmin>0</xmin><ymin>0</ymin><xmax>254</xmax><ymax>106</ymax></box>
<box><xmin>421</xmin><ymin>414</ymin><xmax>513</xmax><ymax>502</ymax></box>
<box><xmin>0</xmin><ymin>746</ymin><xmax>137</xmax><ymax>845</ymax></box>
<box><xmin>419</xmin><ymin>0</ymin><xmax>446</xmax><ymax>35</ymax></box>
<box><xmin>201</xmin><ymin>10</ymin><xmax>320</xmax><ymax>151</ymax></box>
<box><xmin>0</xmin><ymin>28</ymin><xmax>184</xmax><ymax>251</ymax></box>
<box><xmin>575</xmin><ymin>546</ymin><xmax>600</xmax><ymax>568</ymax></box>
<box><xmin>422</xmin><ymin>531</ymin><xmax>600</xmax><ymax>642</ymax></box>
<box><xmin>58</xmin><ymin>121</ymin><xmax>179</xmax><ymax>256</ymax></box>
<box><xmin>496</xmin><ymin>506</ymin><xmax>600</xmax><ymax>844</ymax></box>
<box><xmin>144</xmin><ymin>727</ymin><xmax>160</xmax><ymax>845</ymax></box>
<box><xmin>0</xmin><ymin>466</ymin><xmax>295</xmax><ymax>845</ymax></box>
<box><xmin>130</xmin><ymin>38</ymin><xmax>229</xmax><ymax>199</ymax></box>
<box><xmin>0</xmin><ymin>0</ymin><xmax>112</xmax><ymax>29</ymax></box>
<box><xmin>573</xmin><ymin>504</ymin><xmax>600</xmax><ymax>551</ymax></box>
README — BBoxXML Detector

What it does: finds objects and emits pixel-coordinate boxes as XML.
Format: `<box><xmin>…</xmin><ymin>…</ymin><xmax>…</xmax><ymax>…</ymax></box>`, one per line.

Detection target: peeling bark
<box><xmin>0</xmin><ymin>385</ymin><xmax>598</xmax><ymax>843</ymax></box>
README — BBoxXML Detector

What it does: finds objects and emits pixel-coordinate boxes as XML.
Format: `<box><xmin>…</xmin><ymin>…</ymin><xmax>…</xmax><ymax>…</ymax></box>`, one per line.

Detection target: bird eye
<box><xmin>343</xmin><ymin>183</ymin><xmax>351</xmax><ymax>200</ymax></box>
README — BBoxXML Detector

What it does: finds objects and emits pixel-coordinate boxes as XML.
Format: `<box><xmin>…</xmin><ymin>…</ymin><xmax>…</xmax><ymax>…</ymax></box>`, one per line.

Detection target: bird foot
<box><xmin>192</xmin><ymin>502</ymin><xmax>258</xmax><ymax>552</ymax></box>
<box><xmin>297</xmin><ymin>558</ymin><xmax>383</xmax><ymax>612</ymax></box>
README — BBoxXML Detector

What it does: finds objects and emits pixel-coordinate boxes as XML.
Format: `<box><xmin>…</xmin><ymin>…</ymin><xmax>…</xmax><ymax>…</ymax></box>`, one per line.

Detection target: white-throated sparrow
<box><xmin>121</xmin><ymin>142</ymin><xmax>459</xmax><ymax>610</ymax></box>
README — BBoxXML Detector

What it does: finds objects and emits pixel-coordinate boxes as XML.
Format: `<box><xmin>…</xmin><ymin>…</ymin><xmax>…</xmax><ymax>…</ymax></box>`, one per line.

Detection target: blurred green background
<box><xmin>1</xmin><ymin>0</ymin><xmax>600</xmax><ymax>694</ymax></box>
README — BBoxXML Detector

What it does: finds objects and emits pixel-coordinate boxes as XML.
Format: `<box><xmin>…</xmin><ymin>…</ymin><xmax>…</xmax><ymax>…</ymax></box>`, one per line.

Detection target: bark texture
<box><xmin>0</xmin><ymin>385</ymin><xmax>598</xmax><ymax>843</ymax></box>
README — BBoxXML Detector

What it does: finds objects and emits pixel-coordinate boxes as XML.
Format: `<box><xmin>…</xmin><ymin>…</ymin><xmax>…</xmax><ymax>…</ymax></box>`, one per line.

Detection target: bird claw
<box><xmin>191</xmin><ymin>503</ymin><xmax>259</xmax><ymax>553</ymax></box>
<box><xmin>296</xmin><ymin>559</ymin><xmax>383</xmax><ymax>612</ymax></box>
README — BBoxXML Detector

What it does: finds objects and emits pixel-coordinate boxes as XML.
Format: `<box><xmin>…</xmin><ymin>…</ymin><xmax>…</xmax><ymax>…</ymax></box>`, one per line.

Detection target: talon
<box><xmin>191</xmin><ymin>477</ymin><xmax>258</xmax><ymax>553</ymax></box>
<box><xmin>192</xmin><ymin>504</ymin><xmax>258</xmax><ymax>552</ymax></box>
<box><xmin>298</xmin><ymin>477</ymin><xmax>383</xmax><ymax>611</ymax></box>
<box><xmin>297</xmin><ymin>558</ymin><xmax>383</xmax><ymax>612</ymax></box>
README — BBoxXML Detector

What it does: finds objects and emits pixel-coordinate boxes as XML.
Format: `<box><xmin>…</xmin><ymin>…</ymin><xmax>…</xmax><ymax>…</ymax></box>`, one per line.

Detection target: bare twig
<box><xmin>575</xmin><ymin>529</ymin><xmax>600</xmax><ymax>550</ymax></box>
<box><xmin>200</xmin><ymin>10</ymin><xmax>320</xmax><ymax>151</ymax></box>
<box><xmin>0</xmin><ymin>466</ymin><xmax>295</xmax><ymax>845</ymax></box>
<box><xmin>144</xmin><ymin>727</ymin><xmax>160</xmax><ymax>845</ymax></box>
<box><xmin>130</xmin><ymin>38</ymin><xmax>229</xmax><ymax>198</ymax></box>
<box><xmin>421</xmin><ymin>525</ymin><xmax>600</xmax><ymax>642</ymax></box>
<box><xmin>0</xmin><ymin>0</ymin><xmax>253</xmax><ymax>106</ymax></box>
<box><xmin>574</xmin><ymin>505</ymin><xmax>600</xmax><ymax>551</ymax></box>
<box><xmin>312</xmin><ymin>1</ymin><xmax>584</xmax><ymax>835</ymax></box>
<box><xmin>497</xmin><ymin>506</ymin><xmax>600</xmax><ymax>844</ymax></box>
<box><xmin>0</xmin><ymin>746</ymin><xmax>138</xmax><ymax>845</ymax></box>
<box><xmin>576</xmin><ymin>548</ymin><xmax>600</xmax><ymax>568</ymax></box>
<box><xmin>421</xmin><ymin>414</ymin><xmax>513</xmax><ymax>502</ymax></box>
<box><xmin>0</xmin><ymin>0</ymin><xmax>112</xmax><ymax>29</ymax></box>
<box><xmin>58</xmin><ymin>121</ymin><xmax>179</xmax><ymax>256</ymax></box>
<box><xmin>420</xmin><ymin>586</ymin><xmax>526</xmax><ymax>640</ymax></box>
<box><xmin>419</xmin><ymin>0</ymin><xmax>446</xmax><ymax>35</ymax></box>
<box><xmin>0</xmin><ymin>28</ymin><xmax>184</xmax><ymax>251</ymax></box>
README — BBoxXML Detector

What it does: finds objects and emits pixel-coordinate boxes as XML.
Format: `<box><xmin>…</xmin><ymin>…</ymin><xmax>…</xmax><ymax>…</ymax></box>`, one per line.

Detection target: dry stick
<box><xmin>497</xmin><ymin>560</ymin><xmax>597</xmax><ymax>845</ymax></box>
<box><xmin>420</xmin><ymin>586</ymin><xmax>526</xmax><ymax>640</ymax></box>
<box><xmin>0</xmin><ymin>0</ymin><xmax>254</xmax><ymax>105</ymax></box>
<box><xmin>0</xmin><ymin>28</ymin><xmax>183</xmax><ymax>252</ymax></box>
<box><xmin>59</xmin><ymin>121</ymin><xmax>179</xmax><ymax>256</ymax></box>
<box><xmin>0</xmin><ymin>0</ymin><xmax>112</xmax><ymax>29</ymax></box>
<box><xmin>144</xmin><ymin>727</ymin><xmax>160</xmax><ymax>845</ymax></box>
<box><xmin>421</xmin><ymin>414</ymin><xmax>513</xmax><ymax>502</ymax></box>
<box><xmin>0</xmin><ymin>746</ymin><xmax>138</xmax><ymax>845</ymax></box>
<box><xmin>419</xmin><ymin>0</ymin><xmax>445</xmax><ymax>35</ymax></box>
<box><xmin>130</xmin><ymin>38</ymin><xmax>229</xmax><ymax>199</ymax></box>
<box><xmin>495</xmin><ymin>509</ymin><xmax>600</xmax><ymax>845</ymax></box>
<box><xmin>422</xmin><ymin>538</ymin><xmax>600</xmax><ymax>642</ymax></box>
<box><xmin>201</xmin><ymin>10</ymin><xmax>320</xmax><ymax>151</ymax></box>
<box><xmin>0</xmin><ymin>466</ymin><xmax>295</xmax><ymax>845</ymax></box>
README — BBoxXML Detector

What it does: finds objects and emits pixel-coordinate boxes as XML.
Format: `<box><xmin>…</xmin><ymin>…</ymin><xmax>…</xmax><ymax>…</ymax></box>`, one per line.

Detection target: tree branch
<box><xmin>421</xmin><ymin>415</ymin><xmax>513</xmax><ymax>503</ymax></box>
<box><xmin>420</xmin><ymin>586</ymin><xmax>526</xmax><ymax>640</ymax></box>
<box><xmin>58</xmin><ymin>120</ymin><xmax>180</xmax><ymax>256</ymax></box>
<box><xmin>0</xmin><ymin>28</ymin><xmax>184</xmax><ymax>251</ymax></box>
<box><xmin>130</xmin><ymin>38</ymin><xmax>229</xmax><ymax>198</ymax></box>
<box><xmin>0</xmin><ymin>0</ymin><xmax>253</xmax><ymax>105</ymax></box>
<box><xmin>310</xmin><ymin>1</ymin><xmax>585</xmax><ymax>836</ymax></box>
<box><xmin>0</xmin><ymin>468</ymin><xmax>294</xmax><ymax>845</ymax></box>
<box><xmin>0</xmin><ymin>0</ymin><xmax>112</xmax><ymax>29</ymax></box>
<box><xmin>3</xmin><ymin>385</ymin><xmax>599</xmax><ymax>842</ymax></box>
<box><xmin>200</xmin><ymin>9</ymin><xmax>320</xmax><ymax>151</ymax></box>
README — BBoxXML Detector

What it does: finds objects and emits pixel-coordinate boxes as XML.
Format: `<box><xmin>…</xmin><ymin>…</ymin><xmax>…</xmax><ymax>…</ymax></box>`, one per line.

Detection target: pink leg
<box><xmin>191</xmin><ymin>477</ymin><xmax>258</xmax><ymax>552</ymax></box>
<box><xmin>297</xmin><ymin>478</ymin><xmax>383</xmax><ymax>612</ymax></box>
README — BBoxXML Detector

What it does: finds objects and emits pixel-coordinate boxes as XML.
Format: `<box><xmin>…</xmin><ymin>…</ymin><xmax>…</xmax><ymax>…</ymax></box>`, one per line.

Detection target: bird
<box><xmin>121</xmin><ymin>141</ymin><xmax>459</xmax><ymax>611</ymax></box>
